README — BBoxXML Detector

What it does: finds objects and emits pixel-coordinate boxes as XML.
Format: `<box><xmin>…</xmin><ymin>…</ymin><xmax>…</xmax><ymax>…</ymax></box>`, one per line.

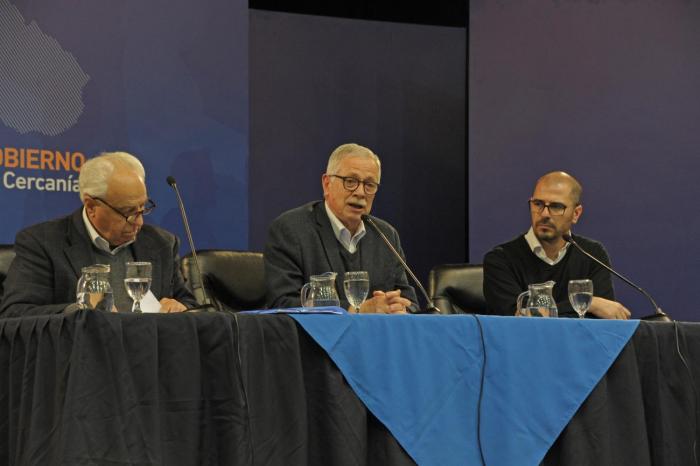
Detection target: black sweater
<box><xmin>483</xmin><ymin>234</ymin><xmax>615</xmax><ymax>317</ymax></box>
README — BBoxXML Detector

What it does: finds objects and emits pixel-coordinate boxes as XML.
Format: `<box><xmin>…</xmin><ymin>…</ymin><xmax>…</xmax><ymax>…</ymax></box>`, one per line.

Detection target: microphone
<box><xmin>166</xmin><ymin>176</ymin><xmax>213</xmax><ymax>310</ymax></box>
<box><xmin>562</xmin><ymin>233</ymin><xmax>670</xmax><ymax>321</ymax></box>
<box><xmin>361</xmin><ymin>214</ymin><xmax>441</xmax><ymax>314</ymax></box>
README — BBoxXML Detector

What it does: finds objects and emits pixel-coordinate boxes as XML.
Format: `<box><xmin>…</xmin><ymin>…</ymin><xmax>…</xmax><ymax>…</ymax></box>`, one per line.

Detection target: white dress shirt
<box><xmin>524</xmin><ymin>227</ymin><xmax>571</xmax><ymax>266</ymax></box>
<box><xmin>324</xmin><ymin>202</ymin><xmax>366</xmax><ymax>254</ymax></box>
<box><xmin>82</xmin><ymin>207</ymin><xmax>134</xmax><ymax>255</ymax></box>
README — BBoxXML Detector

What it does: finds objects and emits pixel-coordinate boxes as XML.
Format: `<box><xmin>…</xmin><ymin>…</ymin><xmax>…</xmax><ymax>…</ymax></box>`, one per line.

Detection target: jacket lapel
<box><xmin>65</xmin><ymin>208</ymin><xmax>96</xmax><ymax>278</ymax></box>
<box><xmin>313</xmin><ymin>202</ymin><xmax>345</xmax><ymax>278</ymax></box>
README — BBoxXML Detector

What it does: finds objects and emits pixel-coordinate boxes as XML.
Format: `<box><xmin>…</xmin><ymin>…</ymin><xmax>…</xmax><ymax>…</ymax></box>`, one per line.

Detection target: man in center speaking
<box><xmin>264</xmin><ymin>143</ymin><xmax>417</xmax><ymax>313</ymax></box>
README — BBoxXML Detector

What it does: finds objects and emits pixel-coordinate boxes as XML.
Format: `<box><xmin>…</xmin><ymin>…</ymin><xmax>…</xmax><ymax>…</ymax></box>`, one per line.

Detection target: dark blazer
<box><xmin>0</xmin><ymin>208</ymin><xmax>196</xmax><ymax>317</ymax></box>
<box><xmin>264</xmin><ymin>201</ymin><xmax>418</xmax><ymax>310</ymax></box>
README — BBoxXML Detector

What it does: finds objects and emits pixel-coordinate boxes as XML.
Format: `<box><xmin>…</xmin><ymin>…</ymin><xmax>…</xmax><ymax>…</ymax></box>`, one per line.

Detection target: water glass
<box><xmin>125</xmin><ymin>261</ymin><xmax>152</xmax><ymax>313</ymax></box>
<box><xmin>568</xmin><ymin>279</ymin><xmax>593</xmax><ymax>318</ymax></box>
<box><xmin>343</xmin><ymin>271</ymin><xmax>370</xmax><ymax>313</ymax></box>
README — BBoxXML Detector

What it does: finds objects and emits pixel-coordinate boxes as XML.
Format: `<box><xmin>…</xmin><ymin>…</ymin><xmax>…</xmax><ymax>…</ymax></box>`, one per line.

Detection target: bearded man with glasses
<box><xmin>264</xmin><ymin>143</ymin><xmax>418</xmax><ymax>313</ymax></box>
<box><xmin>483</xmin><ymin>171</ymin><xmax>631</xmax><ymax>319</ymax></box>
<box><xmin>0</xmin><ymin>152</ymin><xmax>196</xmax><ymax>316</ymax></box>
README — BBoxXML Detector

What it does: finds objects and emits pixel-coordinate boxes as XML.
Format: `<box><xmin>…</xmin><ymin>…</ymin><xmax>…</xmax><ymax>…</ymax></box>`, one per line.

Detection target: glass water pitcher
<box><xmin>76</xmin><ymin>264</ymin><xmax>114</xmax><ymax>312</ymax></box>
<box><xmin>516</xmin><ymin>280</ymin><xmax>558</xmax><ymax>318</ymax></box>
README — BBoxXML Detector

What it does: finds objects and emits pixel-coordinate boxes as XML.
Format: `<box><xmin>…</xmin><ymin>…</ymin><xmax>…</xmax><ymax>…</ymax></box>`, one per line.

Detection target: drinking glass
<box><xmin>343</xmin><ymin>271</ymin><xmax>370</xmax><ymax>313</ymax></box>
<box><xmin>125</xmin><ymin>261</ymin><xmax>152</xmax><ymax>313</ymax></box>
<box><xmin>568</xmin><ymin>279</ymin><xmax>593</xmax><ymax>318</ymax></box>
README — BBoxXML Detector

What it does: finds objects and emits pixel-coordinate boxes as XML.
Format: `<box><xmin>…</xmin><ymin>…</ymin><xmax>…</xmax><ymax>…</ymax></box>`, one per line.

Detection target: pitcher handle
<box><xmin>300</xmin><ymin>283</ymin><xmax>312</xmax><ymax>308</ymax></box>
<box><xmin>516</xmin><ymin>290</ymin><xmax>530</xmax><ymax>317</ymax></box>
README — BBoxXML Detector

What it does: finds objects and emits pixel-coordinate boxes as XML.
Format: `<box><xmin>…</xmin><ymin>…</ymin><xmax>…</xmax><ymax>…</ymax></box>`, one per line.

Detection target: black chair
<box><xmin>0</xmin><ymin>244</ymin><xmax>16</xmax><ymax>302</ymax></box>
<box><xmin>181</xmin><ymin>249</ymin><xmax>266</xmax><ymax>312</ymax></box>
<box><xmin>428</xmin><ymin>263</ymin><xmax>489</xmax><ymax>314</ymax></box>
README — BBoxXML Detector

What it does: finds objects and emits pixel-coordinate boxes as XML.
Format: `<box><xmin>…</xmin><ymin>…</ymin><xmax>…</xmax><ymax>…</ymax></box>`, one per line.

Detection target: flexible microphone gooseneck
<box><xmin>562</xmin><ymin>233</ymin><xmax>670</xmax><ymax>321</ymax></box>
<box><xmin>166</xmin><ymin>176</ymin><xmax>212</xmax><ymax>309</ymax></box>
<box><xmin>361</xmin><ymin>214</ymin><xmax>441</xmax><ymax>314</ymax></box>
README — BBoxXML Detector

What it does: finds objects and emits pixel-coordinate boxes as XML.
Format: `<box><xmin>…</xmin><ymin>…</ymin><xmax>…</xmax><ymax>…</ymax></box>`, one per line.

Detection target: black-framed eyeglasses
<box><xmin>91</xmin><ymin>196</ymin><xmax>156</xmax><ymax>224</ymax></box>
<box><xmin>329</xmin><ymin>174</ymin><xmax>380</xmax><ymax>194</ymax></box>
<box><xmin>528</xmin><ymin>198</ymin><xmax>570</xmax><ymax>216</ymax></box>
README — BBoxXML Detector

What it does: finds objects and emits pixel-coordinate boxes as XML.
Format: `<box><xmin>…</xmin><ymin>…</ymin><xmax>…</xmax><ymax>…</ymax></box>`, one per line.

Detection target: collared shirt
<box><xmin>524</xmin><ymin>227</ymin><xmax>571</xmax><ymax>266</ymax></box>
<box><xmin>324</xmin><ymin>202</ymin><xmax>366</xmax><ymax>254</ymax></box>
<box><xmin>82</xmin><ymin>207</ymin><xmax>135</xmax><ymax>255</ymax></box>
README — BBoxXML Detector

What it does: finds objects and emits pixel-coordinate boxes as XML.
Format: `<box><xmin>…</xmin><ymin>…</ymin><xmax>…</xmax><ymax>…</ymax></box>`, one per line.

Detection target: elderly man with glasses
<box><xmin>483</xmin><ymin>171</ymin><xmax>631</xmax><ymax>319</ymax></box>
<box><xmin>264</xmin><ymin>143</ymin><xmax>418</xmax><ymax>313</ymax></box>
<box><xmin>0</xmin><ymin>151</ymin><xmax>196</xmax><ymax>316</ymax></box>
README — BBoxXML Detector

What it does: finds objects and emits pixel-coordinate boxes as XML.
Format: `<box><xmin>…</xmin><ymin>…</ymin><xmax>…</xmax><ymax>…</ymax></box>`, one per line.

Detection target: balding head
<box><xmin>534</xmin><ymin>171</ymin><xmax>582</xmax><ymax>205</ymax></box>
<box><xmin>529</xmin><ymin>171</ymin><xmax>584</xmax><ymax>245</ymax></box>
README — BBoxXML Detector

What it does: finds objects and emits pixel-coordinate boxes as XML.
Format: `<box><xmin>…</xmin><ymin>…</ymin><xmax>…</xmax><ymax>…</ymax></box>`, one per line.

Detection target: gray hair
<box><xmin>79</xmin><ymin>151</ymin><xmax>146</xmax><ymax>202</ymax></box>
<box><xmin>326</xmin><ymin>143</ymin><xmax>381</xmax><ymax>182</ymax></box>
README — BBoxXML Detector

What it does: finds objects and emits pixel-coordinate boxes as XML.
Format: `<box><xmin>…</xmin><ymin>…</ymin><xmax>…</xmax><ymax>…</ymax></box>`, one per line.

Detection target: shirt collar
<box><xmin>324</xmin><ymin>201</ymin><xmax>366</xmax><ymax>253</ymax></box>
<box><xmin>524</xmin><ymin>226</ymin><xmax>571</xmax><ymax>266</ymax></box>
<box><xmin>82</xmin><ymin>207</ymin><xmax>134</xmax><ymax>255</ymax></box>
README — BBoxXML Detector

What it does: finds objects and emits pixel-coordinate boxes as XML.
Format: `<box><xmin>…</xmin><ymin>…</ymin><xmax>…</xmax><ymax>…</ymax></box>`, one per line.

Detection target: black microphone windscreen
<box><xmin>562</xmin><ymin>233</ymin><xmax>572</xmax><ymax>242</ymax></box>
<box><xmin>166</xmin><ymin>176</ymin><xmax>177</xmax><ymax>187</ymax></box>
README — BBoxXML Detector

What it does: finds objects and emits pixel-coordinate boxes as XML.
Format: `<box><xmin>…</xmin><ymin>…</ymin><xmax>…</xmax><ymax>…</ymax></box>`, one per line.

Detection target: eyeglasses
<box><xmin>528</xmin><ymin>198</ymin><xmax>570</xmax><ymax>216</ymax></box>
<box><xmin>329</xmin><ymin>175</ymin><xmax>380</xmax><ymax>195</ymax></box>
<box><xmin>91</xmin><ymin>196</ymin><xmax>156</xmax><ymax>224</ymax></box>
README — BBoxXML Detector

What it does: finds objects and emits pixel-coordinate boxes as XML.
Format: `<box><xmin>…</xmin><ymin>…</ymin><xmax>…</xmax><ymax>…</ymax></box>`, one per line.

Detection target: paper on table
<box><xmin>139</xmin><ymin>290</ymin><xmax>161</xmax><ymax>313</ymax></box>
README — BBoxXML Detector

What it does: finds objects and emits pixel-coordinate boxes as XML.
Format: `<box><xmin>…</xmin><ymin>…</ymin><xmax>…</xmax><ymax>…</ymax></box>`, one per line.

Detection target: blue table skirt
<box><xmin>292</xmin><ymin>314</ymin><xmax>639</xmax><ymax>466</ymax></box>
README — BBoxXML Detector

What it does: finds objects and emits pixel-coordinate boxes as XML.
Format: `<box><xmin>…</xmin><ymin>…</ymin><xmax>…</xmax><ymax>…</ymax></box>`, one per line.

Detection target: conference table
<box><xmin>1</xmin><ymin>310</ymin><xmax>698</xmax><ymax>466</ymax></box>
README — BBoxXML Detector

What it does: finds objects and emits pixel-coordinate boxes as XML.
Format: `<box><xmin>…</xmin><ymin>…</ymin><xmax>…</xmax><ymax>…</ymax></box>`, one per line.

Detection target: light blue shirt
<box><xmin>324</xmin><ymin>202</ymin><xmax>366</xmax><ymax>254</ymax></box>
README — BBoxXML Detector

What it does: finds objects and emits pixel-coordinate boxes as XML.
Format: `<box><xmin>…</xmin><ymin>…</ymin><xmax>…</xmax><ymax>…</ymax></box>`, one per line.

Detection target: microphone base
<box><xmin>184</xmin><ymin>303</ymin><xmax>219</xmax><ymax>313</ymax></box>
<box><xmin>640</xmin><ymin>312</ymin><xmax>672</xmax><ymax>322</ymax></box>
<box><xmin>425</xmin><ymin>305</ymin><xmax>442</xmax><ymax>314</ymax></box>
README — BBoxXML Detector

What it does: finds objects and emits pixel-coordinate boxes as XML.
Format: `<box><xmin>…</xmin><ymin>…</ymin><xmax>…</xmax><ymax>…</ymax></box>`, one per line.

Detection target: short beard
<box><xmin>535</xmin><ymin>230</ymin><xmax>558</xmax><ymax>243</ymax></box>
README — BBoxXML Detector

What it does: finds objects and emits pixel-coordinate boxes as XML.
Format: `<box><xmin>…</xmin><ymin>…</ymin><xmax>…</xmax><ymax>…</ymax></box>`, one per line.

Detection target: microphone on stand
<box><xmin>562</xmin><ymin>233</ymin><xmax>670</xmax><ymax>321</ymax></box>
<box><xmin>361</xmin><ymin>214</ymin><xmax>441</xmax><ymax>314</ymax></box>
<box><xmin>166</xmin><ymin>176</ymin><xmax>213</xmax><ymax>310</ymax></box>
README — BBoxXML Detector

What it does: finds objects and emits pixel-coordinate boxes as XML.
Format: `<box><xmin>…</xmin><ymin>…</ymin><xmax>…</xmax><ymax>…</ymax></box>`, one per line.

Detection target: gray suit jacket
<box><xmin>0</xmin><ymin>208</ymin><xmax>196</xmax><ymax>317</ymax></box>
<box><xmin>264</xmin><ymin>201</ymin><xmax>418</xmax><ymax>310</ymax></box>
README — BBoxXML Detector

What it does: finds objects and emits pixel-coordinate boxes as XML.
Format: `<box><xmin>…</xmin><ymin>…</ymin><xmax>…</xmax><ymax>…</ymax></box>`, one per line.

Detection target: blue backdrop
<box><xmin>0</xmin><ymin>0</ymin><xmax>248</xmax><ymax>250</ymax></box>
<box><xmin>469</xmin><ymin>0</ymin><xmax>700</xmax><ymax>321</ymax></box>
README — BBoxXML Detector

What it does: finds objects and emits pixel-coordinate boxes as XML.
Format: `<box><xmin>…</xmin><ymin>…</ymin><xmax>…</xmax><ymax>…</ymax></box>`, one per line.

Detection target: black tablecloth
<box><xmin>0</xmin><ymin>311</ymin><xmax>411</xmax><ymax>465</ymax></box>
<box><xmin>1</xmin><ymin>311</ymin><xmax>699</xmax><ymax>465</ymax></box>
<box><xmin>546</xmin><ymin>320</ymin><xmax>700</xmax><ymax>466</ymax></box>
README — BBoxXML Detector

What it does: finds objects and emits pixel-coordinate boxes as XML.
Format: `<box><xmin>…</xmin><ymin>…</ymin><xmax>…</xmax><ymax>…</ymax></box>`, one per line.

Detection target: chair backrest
<box><xmin>428</xmin><ymin>263</ymin><xmax>488</xmax><ymax>314</ymax></box>
<box><xmin>0</xmin><ymin>244</ymin><xmax>16</xmax><ymax>301</ymax></box>
<box><xmin>181</xmin><ymin>249</ymin><xmax>266</xmax><ymax>312</ymax></box>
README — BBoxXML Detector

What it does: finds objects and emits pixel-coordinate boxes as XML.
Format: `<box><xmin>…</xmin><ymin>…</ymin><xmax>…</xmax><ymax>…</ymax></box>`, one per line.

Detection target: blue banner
<box><xmin>0</xmin><ymin>0</ymin><xmax>248</xmax><ymax>250</ymax></box>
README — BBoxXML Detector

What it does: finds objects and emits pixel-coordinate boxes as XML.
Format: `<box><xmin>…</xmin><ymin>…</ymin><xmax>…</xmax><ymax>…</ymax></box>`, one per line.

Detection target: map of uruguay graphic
<box><xmin>0</xmin><ymin>0</ymin><xmax>89</xmax><ymax>136</ymax></box>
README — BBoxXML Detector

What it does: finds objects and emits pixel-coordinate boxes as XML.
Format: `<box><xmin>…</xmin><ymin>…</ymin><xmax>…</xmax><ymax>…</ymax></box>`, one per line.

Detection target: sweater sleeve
<box><xmin>556</xmin><ymin>239</ymin><xmax>615</xmax><ymax>318</ymax></box>
<box><xmin>586</xmin><ymin>242</ymin><xmax>615</xmax><ymax>301</ymax></box>
<box><xmin>483</xmin><ymin>247</ymin><xmax>525</xmax><ymax>316</ymax></box>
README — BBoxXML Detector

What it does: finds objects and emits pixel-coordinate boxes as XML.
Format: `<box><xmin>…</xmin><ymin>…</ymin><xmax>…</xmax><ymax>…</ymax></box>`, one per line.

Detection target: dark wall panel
<box><xmin>250</xmin><ymin>10</ymin><xmax>466</xmax><ymax>291</ymax></box>
<box><xmin>470</xmin><ymin>0</ymin><xmax>700</xmax><ymax>320</ymax></box>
